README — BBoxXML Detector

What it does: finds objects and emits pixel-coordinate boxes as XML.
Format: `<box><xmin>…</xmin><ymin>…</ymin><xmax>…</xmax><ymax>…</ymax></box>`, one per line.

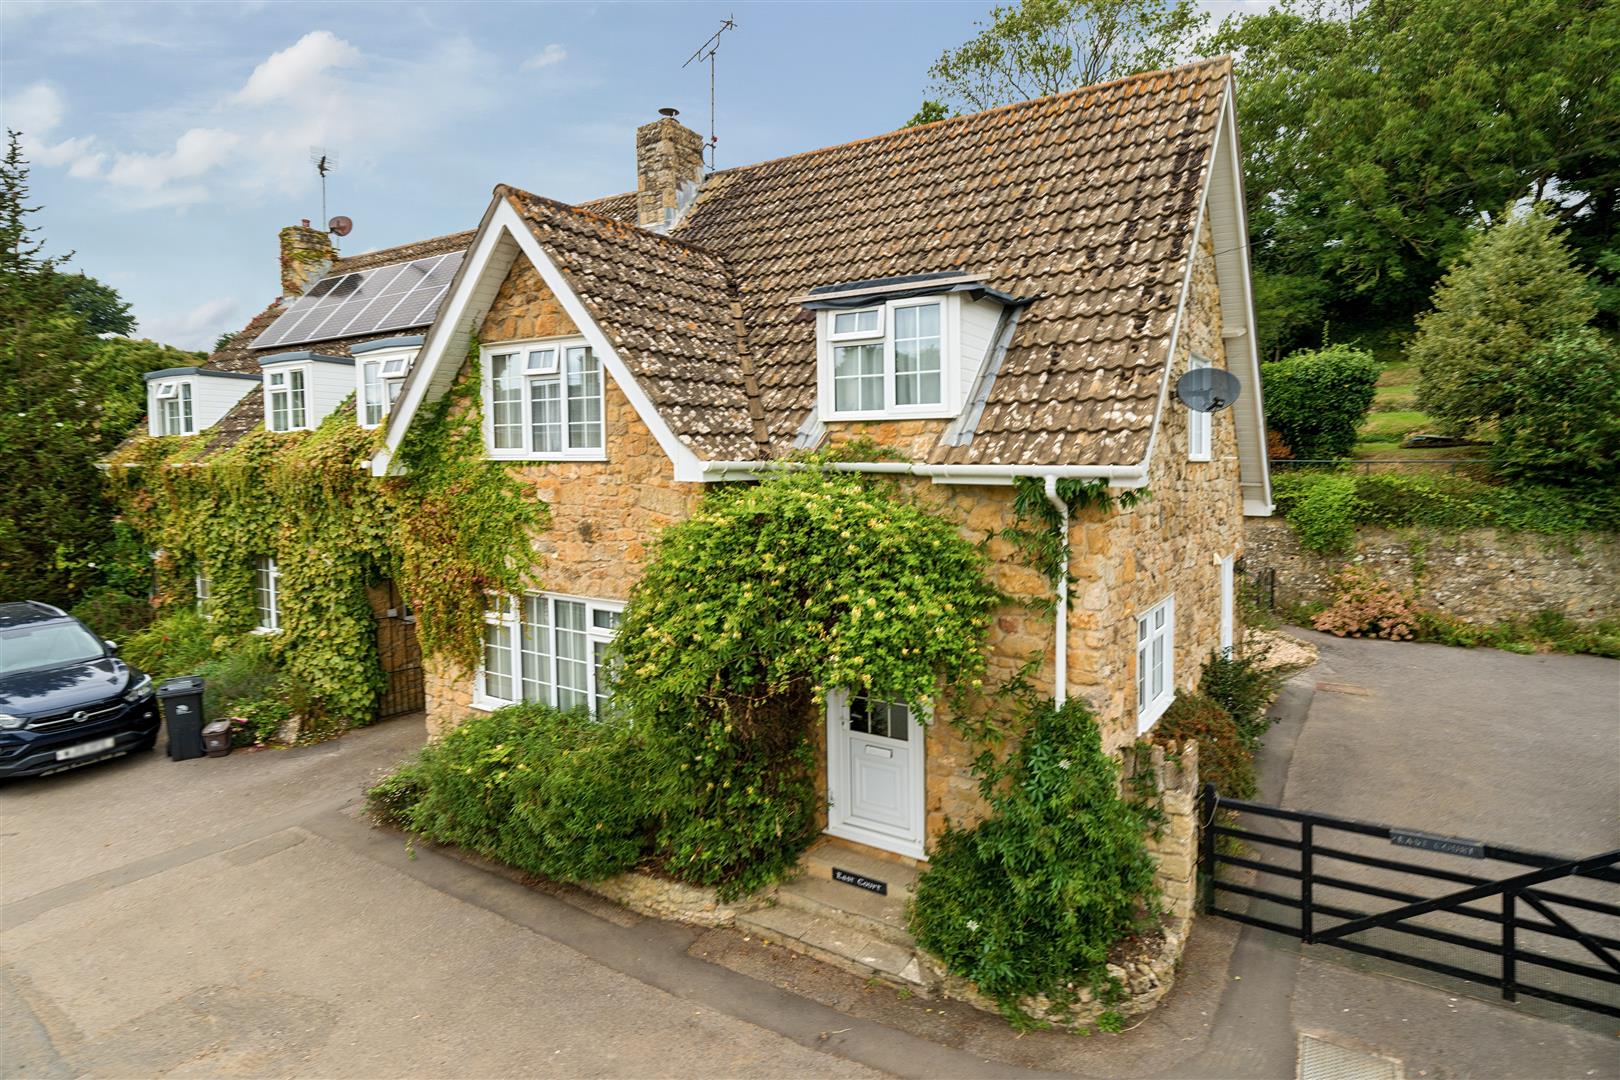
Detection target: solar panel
<box><xmin>253</xmin><ymin>250</ymin><xmax>467</xmax><ymax>351</ymax></box>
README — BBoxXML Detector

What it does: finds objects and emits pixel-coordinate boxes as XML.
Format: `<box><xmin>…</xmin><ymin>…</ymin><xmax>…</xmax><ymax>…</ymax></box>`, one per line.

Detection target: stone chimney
<box><xmin>636</xmin><ymin>109</ymin><xmax>706</xmax><ymax>231</ymax></box>
<box><xmin>279</xmin><ymin>219</ymin><xmax>336</xmax><ymax>298</ymax></box>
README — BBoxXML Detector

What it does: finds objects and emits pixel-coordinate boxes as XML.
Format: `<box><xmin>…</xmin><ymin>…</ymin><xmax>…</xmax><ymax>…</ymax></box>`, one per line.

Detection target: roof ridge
<box><xmin>692</xmin><ymin>56</ymin><xmax>1231</xmax><ymax>184</ymax></box>
<box><xmin>330</xmin><ymin>228</ymin><xmax>477</xmax><ymax>269</ymax></box>
<box><xmin>499</xmin><ymin>184</ymin><xmax>731</xmax><ymax>261</ymax></box>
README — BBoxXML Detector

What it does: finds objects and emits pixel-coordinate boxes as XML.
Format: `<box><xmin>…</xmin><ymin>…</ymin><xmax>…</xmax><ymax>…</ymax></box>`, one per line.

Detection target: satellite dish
<box><xmin>328</xmin><ymin>215</ymin><xmax>353</xmax><ymax>237</ymax></box>
<box><xmin>1176</xmin><ymin>367</ymin><xmax>1242</xmax><ymax>413</ymax></box>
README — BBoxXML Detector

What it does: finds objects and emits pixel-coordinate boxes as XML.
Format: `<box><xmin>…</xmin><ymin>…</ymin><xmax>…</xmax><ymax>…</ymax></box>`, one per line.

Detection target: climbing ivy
<box><xmin>104</xmin><ymin>342</ymin><xmax>549</xmax><ymax>735</ymax></box>
<box><xmin>390</xmin><ymin>346</ymin><xmax>550</xmax><ymax>671</ymax></box>
<box><xmin>1003</xmin><ymin>476</ymin><xmax>1149</xmax><ymax>597</ymax></box>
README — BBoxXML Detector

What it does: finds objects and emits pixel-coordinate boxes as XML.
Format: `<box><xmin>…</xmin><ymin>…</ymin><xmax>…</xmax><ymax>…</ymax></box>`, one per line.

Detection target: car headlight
<box><xmin>0</xmin><ymin>713</ymin><xmax>24</xmax><ymax>730</ymax></box>
<box><xmin>123</xmin><ymin>674</ymin><xmax>154</xmax><ymax>704</ymax></box>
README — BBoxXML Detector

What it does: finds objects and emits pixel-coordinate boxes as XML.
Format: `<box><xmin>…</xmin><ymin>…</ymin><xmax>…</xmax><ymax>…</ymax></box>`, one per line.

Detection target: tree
<box><xmin>57</xmin><ymin>272</ymin><xmax>135</xmax><ymax>336</ymax></box>
<box><xmin>1209</xmin><ymin>0</ymin><xmax>1620</xmax><ymax>334</ymax></box>
<box><xmin>905</xmin><ymin>100</ymin><xmax>951</xmax><ymax>128</ymax></box>
<box><xmin>1491</xmin><ymin>329</ymin><xmax>1620</xmax><ymax>486</ymax></box>
<box><xmin>1260</xmin><ymin>343</ymin><xmax>1378</xmax><ymax>459</ymax></box>
<box><xmin>1411</xmin><ymin>206</ymin><xmax>1596</xmax><ymax>435</ymax></box>
<box><xmin>921</xmin><ymin>0</ymin><xmax>1206</xmax><ymax>115</ymax></box>
<box><xmin>0</xmin><ymin>130</ymin><xmax>194</xmax><ymax>606</ymax></box>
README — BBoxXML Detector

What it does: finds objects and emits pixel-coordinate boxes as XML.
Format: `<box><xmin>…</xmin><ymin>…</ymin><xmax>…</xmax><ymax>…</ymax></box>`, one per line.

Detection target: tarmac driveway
<box><xmin>1282</xmin><ymin>630</ymin><xmax>1620</xmax><ymax>854</ymax></box>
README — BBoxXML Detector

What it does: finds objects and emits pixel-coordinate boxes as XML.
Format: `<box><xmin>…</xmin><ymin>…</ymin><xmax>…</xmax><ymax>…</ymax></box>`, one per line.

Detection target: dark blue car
<box><xmin>0</xmin><ymin>602</ymin><xmax>161</xmax><ymax>778</ymax></box>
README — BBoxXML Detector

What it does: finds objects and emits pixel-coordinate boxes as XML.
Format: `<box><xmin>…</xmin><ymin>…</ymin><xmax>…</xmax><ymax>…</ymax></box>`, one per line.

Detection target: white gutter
<box><xmin>1043</xmin><ymin>475</ymin><xmax>1070</xmax><ymax>707</ymax></box>
<box><xmin>701</xmin><ymin>459</ymin><xmax>1149</xmax><ymax>486</ymax></box>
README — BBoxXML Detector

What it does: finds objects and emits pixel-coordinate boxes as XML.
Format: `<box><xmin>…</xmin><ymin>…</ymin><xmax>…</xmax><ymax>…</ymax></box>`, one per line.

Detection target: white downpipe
<box><xmin>1044</xmin><ymin>475</ymin><xmax>1069</xmax><ymax>707</ymax></box>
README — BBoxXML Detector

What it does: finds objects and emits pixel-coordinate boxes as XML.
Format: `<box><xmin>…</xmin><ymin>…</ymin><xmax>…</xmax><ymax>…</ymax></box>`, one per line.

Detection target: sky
<box><xmin>1</xmin><ymin>0</ymin><xmax>1272</xmax><ymax>350</ymax></box>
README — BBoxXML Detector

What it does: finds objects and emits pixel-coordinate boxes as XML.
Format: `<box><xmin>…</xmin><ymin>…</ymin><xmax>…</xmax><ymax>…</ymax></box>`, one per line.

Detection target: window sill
<box><xmin>469</xmin><ymin>696</ymin><xmax>512</xmax><ymax>713</ymax></box>
<box><xmin>1188</xmin><ymin>453</ymin><xmax>1212</xmax><ymax>464</ymax></box>
<box><xmin>486</xmin><ymin>451</ymin><xmax>608</xmax><ymax>463</ymax></box>
<box><xmin>1137</xmin><ymin>693</ymin><xmax>1172</xmax><ymax>734</ymax></box>
<box><xmin>821</xmin><ymin>407</ymin><xmax>956</xmax><ymax>423</ymax></box>
<box><xmin>250</xmin><ymin>626</ymin><xmax>281</xmax><ymax>636</ymax></box>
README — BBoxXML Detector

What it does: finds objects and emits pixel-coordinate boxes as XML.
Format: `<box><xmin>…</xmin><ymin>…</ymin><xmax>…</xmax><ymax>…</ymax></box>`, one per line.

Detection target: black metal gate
<box><xmin>374</xmin><ymin>581</ymin><xmax>425</xmax><ymax>718</ymax></box>
<box><xmin>1200</xmin><ymin>785</ymin><xmax>1620</xmax><ymax>1018</ymax></box>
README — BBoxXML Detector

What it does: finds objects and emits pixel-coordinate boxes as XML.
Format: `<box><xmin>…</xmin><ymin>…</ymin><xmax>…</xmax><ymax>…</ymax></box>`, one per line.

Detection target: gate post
<box><xmin>1502</xmin><ymin>886</ymin><xmax>1518</xmax><ymax>1002</ymax></box>
<box><xmin>1300</xmin><ymin>819</ymin><xmax>1315</xmax><ymax>944</ymax></box>
<box><xmin>1199</xmin><ymin>783</ymin><xmax>1217</xmax><ymax>914</ymax></box>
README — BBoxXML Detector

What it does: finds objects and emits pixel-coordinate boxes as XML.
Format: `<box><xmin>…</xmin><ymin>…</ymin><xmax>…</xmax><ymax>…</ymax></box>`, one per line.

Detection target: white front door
<box><xmin>826</xmin><ymin>691</ymin><xmax>926</xmax><ymax>859</ymax></box>
<box><xmin>1219</xmin><ymin>554</ymin><xmax>1236</xmax><ymax>657</ymax></box>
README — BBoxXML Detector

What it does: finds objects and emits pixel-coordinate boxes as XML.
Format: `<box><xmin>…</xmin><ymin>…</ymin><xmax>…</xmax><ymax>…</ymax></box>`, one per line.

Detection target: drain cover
<box><xmin>1297</xmin><ymin>1033</ymin><xmax>1403</xmax><ymax>1080</ymax></box>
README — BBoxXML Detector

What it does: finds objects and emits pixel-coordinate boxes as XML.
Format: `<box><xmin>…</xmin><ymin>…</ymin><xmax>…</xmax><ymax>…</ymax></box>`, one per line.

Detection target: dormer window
<box><xmin>353</xmin><ymin>338</ymin><xmax>422</xmax><ymax>429</ymax></box>
<box><xmin>483</xmin><ymin>339</ymin><xmax>604</xmax><ymax>459</ymax></box>
<box><xmin>826</xmin><ymin>300</ymin><xmax>944</xmax><ymax>415</ymax></box>
<box><xmin>155</xmin><ymin>380</ymin><xmax>194</xmax><ymax>436</ymax></box>
<box><xmin>266</xmin><ymin>368</ymin><xmax>309</xmax><ymax>432</ymax></box>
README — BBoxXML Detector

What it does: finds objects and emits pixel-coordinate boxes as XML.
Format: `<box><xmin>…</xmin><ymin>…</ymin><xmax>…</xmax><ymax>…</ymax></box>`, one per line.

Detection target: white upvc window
<box><xmin>266</xmin><ymin>367</ymin><xmax>310</xmax><ymax>432</ymax></box>
<box><xmin>819</xmin><ymin>296</ymin><xmax>953</xmax><ymax>419</ymax></box>
<box><xmin>1188</xmin><ymin>358</ymin><xmax>1213</xmax><ymax>462</ymax></box>
<box><xmin>484</xmin><ymin>340</ymin><xmax>604</xmax><ymax>459</ymax></box>
<box><xmin>254</xmin><ymin>557</ymin><xmax>281</xmax><ymax>632</ymax></box>
<box><xmin>1136</xmin><ymin>595</ymin><xmax>1175</xmax><ymax>732</ymax></box>
<box><xmin>195</xmin><ymin>569</ymin><xmax>212</xmax><ymax>617</ymax></box>
<box><xmin>155</xmin><ymin>380</ymin><xmax>194</xmax><ymax>436</ymax></box>
<box><xmin>474</xmin><ymin>592</ymin><xmax>622</xmax><ymax>714</ymax></box>
<box><xmin>358</xmin><ymin>351</ymin><xmax>414</xmax><ymax>429</ymax></box>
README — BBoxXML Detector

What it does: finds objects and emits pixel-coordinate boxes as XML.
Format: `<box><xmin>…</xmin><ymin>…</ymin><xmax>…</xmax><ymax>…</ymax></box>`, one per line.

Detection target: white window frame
<box><xmin>1188</xmin><ymin>356</ymin><xmax>1213</xmax><ymax>462</ymax></box>
<box><xmin>253</xmin><ymin>557</ymin><xmax>281</xmax><ymax>633</ymax></box>
<box><xmin>473</xmin><ymin>591</ymin><xmax>622</xmax><ymax>714</ymax></box>
<box><xmin>1136</xmin><ymin>595</ymin><xmax>1175</xmax><ymax>733</ymax></box>
<box><xmin>357</xmin><ymin>349</ymin><xmax>415</xmax><ymax>429</ymax></box>
<box><xmin>481</xmin><ymin>338</ymin><xmax>606</xmax><ymax>460</ymax></box>
<box><xmin>817</xmin><ymin>294</ymin><xmax>957</xmax><ymax>421</ymax></box>
<box><xmin>195</xmin><ymin>569</ymin><xmax>212</xmax><ymax>618</ymax></box>
<box><xmin>155</xmin><ymin>380</ymin><xmax>195</xmax><ymax>436</ymax></box>
<box><xmin>265</xmin><ymin>366</ymin><xmax>311</xmax><ymax>433</ymax></box>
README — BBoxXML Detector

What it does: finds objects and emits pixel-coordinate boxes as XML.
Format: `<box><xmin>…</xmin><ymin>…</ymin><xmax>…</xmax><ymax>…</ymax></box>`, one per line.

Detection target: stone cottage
<box><xmin>130</xmin><ymin>57</ymin><xmax>1267</xmax><ymax>872</ymax></box>
<box><xmin>364</xmin><ymin>56</ymin><xmax>1272</xmax><ymax>863</ymax></box>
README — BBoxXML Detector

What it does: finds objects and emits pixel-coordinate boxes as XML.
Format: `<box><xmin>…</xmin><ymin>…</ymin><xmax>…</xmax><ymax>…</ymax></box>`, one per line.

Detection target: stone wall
<box><xmin>1243</xmin><ymin>519</ymin><xmax>1620</xmax><ymax>624</ymax></box>
<box><xmin>1069</xmin><ymin>213</ymin><xmax>1245</xmax><ymax>757</ymax></box>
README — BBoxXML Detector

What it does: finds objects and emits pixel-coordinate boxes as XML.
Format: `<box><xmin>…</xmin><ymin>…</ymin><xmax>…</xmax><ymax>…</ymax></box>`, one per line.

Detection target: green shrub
<box><xmin>1197</xmin><ymin>649</ymin><xmax>1282</xmax><ymax>749</ymax></box>
<box><xmin>1276</xmin><ymin>470</ymin><xmax>1620</xmax><ymax>543</ymax></box>
<box><xmin>122</xmin><ymin>608</ymin><xmax>216</xmax><ymax>680</ymax></box>
<box><xmin>371</xmin><ymin>704</ymin><xmax>654</xmax><ymax>883</ymax></box>
<box><xmin>909</xmin><ymin>699</ymin><xmax>1159</xmax><ymax>1026</ymax></box>
<box><xmin>1261</xmin><ymin>344</ymin><xmax>1379</xmax><ymax>459</ymax></box>
<box><xmin>197</xmin><ymin>635</ymin><xmax>281</xmax><ymax>718</ymax></box>
<box><xmin>1492</xmin><ymin>329</ymin><xmax>1620</xmax><ymax>486</ymax></box>
<box><xmin>1153</xmin><ymin>693</ymin><xmax>1255</xmax><ymax>799</ymax></box>
<box><xmin>70</xmin><ymin>587</ymin><xmax>153</xmax><ymax>640</ymax></box>
<box><xmin>614</xmin><ymin>467</ymin><xmax>1000</xmax><ymax>898</ymax></box>
<box><xmin>229</xmin><ymin>697</ymin><xmax>291</xmax><ymax>746</ymax></box>
<box><xmin>1271</xmin><ymin>472</ymin><xmax>1361</xmax><ymax>553</ymax></box>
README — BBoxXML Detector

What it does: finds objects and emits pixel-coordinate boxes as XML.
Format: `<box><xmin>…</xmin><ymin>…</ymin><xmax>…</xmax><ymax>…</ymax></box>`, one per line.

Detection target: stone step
<box><xmin>735</xmin><ymin>903</ymin><xmax>934</xmax><ymax>991</ymax></box>
<box><xmin>775</xmin><ymin>872</ymin><xmax>915</xmax><ymax>949</ymax></box>
<box><xmin>798</xmin><ymin>839</ymin><xmax>922</xmax><ymax>894</ymax></box>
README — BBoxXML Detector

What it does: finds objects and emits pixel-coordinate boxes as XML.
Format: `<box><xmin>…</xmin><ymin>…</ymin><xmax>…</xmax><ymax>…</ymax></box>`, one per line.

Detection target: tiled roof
<box><xmin>506</xmin><ymin>189</ymin><xmax>763</xmax><ymax>459</ymax></box>
<box><xmin>147</xmin><ymin>193</ymin><xmax>639</xmax><ymax>456</ymax></box>
<box><xmin>669</xmin><ymin>58</ymin><xmax>1231</xmax><ymax>465</ymax></box>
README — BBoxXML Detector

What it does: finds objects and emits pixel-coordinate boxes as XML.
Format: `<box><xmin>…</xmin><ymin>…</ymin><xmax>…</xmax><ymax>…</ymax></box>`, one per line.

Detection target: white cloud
<box><xmin>13</xmin><ymin>30</ymin><xmax>500</xmax><ymax>209</ymax></box>
<box><xmin>522</xmin><ymin>43</ymin><xmax>567</xmax><ymax>71</ymax></box>
<box><xmin>235</xmin><ymin>30</ymin><xmax>361</xmax><ymax>106</ymax></box>
<box><xmin>138</xmin><ymin>297</ymin><xmax>241</xmax><ymax>351</ymax></box>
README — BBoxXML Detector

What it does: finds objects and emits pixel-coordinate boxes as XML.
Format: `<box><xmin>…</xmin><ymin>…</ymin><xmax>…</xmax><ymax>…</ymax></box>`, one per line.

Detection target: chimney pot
<box><xmin>636</xmin><ymin>112</ymin><xmax>706</xmax><ymax>231</ymax></box>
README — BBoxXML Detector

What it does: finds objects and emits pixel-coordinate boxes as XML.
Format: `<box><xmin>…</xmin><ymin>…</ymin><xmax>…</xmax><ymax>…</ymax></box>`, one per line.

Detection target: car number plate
<box><xmin>56</xmin><ymin>737</ymin><xmax>116</xmax><ymax>761</ymax></box>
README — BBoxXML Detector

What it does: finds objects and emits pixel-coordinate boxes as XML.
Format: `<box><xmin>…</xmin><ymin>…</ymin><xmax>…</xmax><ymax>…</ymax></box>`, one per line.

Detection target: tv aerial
<box><xmin>682</xmin><ymin>16</ymin><xmax>737</xmax><ymax>171</ymax></box>
<box><xmin>1175</xmin><ymin>367</ymin><xmax>1242</xmax><ymax>413</ymax></box>
<box><xmin>309</xmin><ymin>147</ymin><xmax>339</xmax><ymax>224</ymax></box>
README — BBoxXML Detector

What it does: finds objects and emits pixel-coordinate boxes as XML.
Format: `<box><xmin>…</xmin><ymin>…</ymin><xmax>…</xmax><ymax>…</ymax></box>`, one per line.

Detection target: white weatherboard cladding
<box><xmin>957</xmin><ymin>296</ymin><xmax>1002</xmax><ymax>404</ymax></box>
<box><xmin>262</xmin><ymin>361</ymin><xmax>354</xmax><ymax>431</ymax></box>
<box><xmin>147</xmin><ymin>375</ymin><xmax>255</xmax><ymax>437</ymax></box>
